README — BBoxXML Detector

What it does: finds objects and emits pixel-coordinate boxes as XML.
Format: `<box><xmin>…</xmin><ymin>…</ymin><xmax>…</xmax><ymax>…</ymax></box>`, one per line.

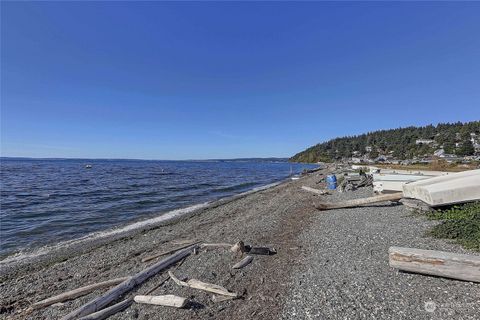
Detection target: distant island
<box><xmin>290</xmin><ymin>121</ymin><xmax>480</xmax><ymax>164</ymax></box>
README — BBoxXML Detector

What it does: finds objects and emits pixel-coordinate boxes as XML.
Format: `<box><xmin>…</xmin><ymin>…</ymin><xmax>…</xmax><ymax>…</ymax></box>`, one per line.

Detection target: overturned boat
<box><xmin>402</xmin><ymin>169</ymin><xmax>480</xmax><ymax>207</ymax></box>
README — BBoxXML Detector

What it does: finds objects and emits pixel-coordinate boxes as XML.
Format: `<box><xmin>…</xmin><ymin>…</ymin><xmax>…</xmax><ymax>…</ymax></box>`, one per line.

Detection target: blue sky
<box><xmin>1</xmin><ymin>2</ymin><xmax>479</xmax><ymax>159</ymax></box>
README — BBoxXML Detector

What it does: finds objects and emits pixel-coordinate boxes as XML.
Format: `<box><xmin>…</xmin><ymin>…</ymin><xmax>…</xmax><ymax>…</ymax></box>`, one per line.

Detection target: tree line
<box><xmin>290</xmin><ymin>121</ymin><xmax>480</xmax><ymax>163</ymax></box>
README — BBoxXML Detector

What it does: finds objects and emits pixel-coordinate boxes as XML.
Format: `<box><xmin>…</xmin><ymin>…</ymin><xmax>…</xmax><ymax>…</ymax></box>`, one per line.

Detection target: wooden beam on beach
<box><xmin>314</xmin><ymin>192</ymin><xmax>403</xmax><ymax>210</ymax></box>
<box><xmin>301</xmin><ymin>186</ymin><xmax>329</xmax><ymax>195</ymax></box>
<box><xmin>30</xmin><ymin>277</ymin><xmax>129</xmax><ymax>310</ymax></box>
<box><xmin>389</xmin><ymin>246</ymin><xmax>480</xmax><ymax>283</ymax></box>
<box><xmin>61</xmin><ymin>244</ymin><xmax>199</xmax><ymax>320</ymax></box>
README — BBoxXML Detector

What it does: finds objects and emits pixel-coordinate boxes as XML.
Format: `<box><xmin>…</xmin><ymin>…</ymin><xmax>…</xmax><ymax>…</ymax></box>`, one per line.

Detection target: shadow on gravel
<box><xmin>187</xmin><ymin>301</ymin><xmax>206</xmax><ymax>310</ymax></box>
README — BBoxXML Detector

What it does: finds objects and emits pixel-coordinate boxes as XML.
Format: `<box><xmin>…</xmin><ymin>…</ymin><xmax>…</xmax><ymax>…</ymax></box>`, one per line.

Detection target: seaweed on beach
<box><xmin>426</xmin><ymin>202</ymin><xmax>480</xmax><ymax>251</ymax></box>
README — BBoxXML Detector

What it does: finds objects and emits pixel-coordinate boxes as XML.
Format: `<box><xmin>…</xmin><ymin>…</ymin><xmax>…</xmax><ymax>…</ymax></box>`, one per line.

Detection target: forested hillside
<box><xmin>290</xmin><ymin>121</ymin><xmax>480</xmax><ymax>163</ymax></box>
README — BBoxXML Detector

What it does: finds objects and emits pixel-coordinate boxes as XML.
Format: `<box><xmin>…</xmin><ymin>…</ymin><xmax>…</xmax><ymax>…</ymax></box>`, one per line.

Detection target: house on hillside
<box><xmin>415</xmin><ymin>139</ymin><xmax>434</xmax><ymax>145</ymax></box>
<box><xmin>434</xmin><ymin>149</ymin><xmax>445</xmax><ymax>157</ymax></box>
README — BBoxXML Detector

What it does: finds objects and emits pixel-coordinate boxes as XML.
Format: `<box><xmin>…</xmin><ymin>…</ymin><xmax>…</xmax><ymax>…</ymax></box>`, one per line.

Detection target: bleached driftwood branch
<box><xmin>30</xmin><ymin>277</ymin><xmax>129</xmax><ymax>310</ymax></box>
<box><xmin>61</xmin><ymin>244</ymin><xmax>198</xmax><ymax>319</ymax></box>
<box><xmin>134</xmin><ymin>295</ymin><xmax>188</xmax><ymax>308</ymax></box>
<box><xmin>168</xmin><ymin>271</ymin><xmax>237</xmax><ymax>297</ymax></box>
<box><xmin>232</xmin><ymin>256</ymin><xmax>253</xmax><ymax>269</ymax></box>
<box><xmin>142</xmin><ymin>241</ymin><xmax>201</xmax><ymax>263</ymax></box>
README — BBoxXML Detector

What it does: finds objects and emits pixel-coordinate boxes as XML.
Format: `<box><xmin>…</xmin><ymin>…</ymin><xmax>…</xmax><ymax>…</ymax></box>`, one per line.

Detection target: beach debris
<box><xmin>230</xmin><ymin>241</ymin><xmax>246</xmax><ymax>253</ymax></box>
<box><xmin>61</xmin><ymin>244</ymin><xmax>199</xmax><ymax>320</ymax></box>
<box><xmin>142</xmin><ymin>240</ymin><xmax>201</xmax><ymax>263</ymax></box>
<box><xmin>77</xmin><ymin>298</ymin><xmax>132</xmax><ymax>320</ymax></box>
<box><xmin>134</xmin><ymin>295</ymin><xmax>188</xmax><ymax>308</ymax></box>
<box><xmin>314</xmin><ymin>192</ymin><xmax>403</xmax><ymax>211</ymax></box>
<box><xmin>389</xmin><ymin>246</ymin><xmax>480</xmax><ymax>283</ymax></box>
<box><xmin>247</xmin><ymin>246</ymin><xmax>276</xmax><ymax>255</ymax></box>
<box><xmin>29</xmin><ymin>277</ymin><xmax>129</xmax><ymax>310</ymax></box>
<box><xmin>168</xmin><ymin>271</ymin><xmax>238</xmax><ymax>297</ymax></box>
<box><xmin>338</xmin><ymin>174</ymin><xmax>373</xmax><ymax>193</ymax></box>
<box><xmin>232</xmin><ymin>255</ymin><xmax>253</xmax><ymax>269</ymax></box>
<box><xmin>301</xmin><ymin>186</ymin><xmax>330</xmax><ymax>195</ymax></box>
<box><xmin>402</xmin><ymin>169</ymin><xmax>480</xmax><ymax>207</ymax></box>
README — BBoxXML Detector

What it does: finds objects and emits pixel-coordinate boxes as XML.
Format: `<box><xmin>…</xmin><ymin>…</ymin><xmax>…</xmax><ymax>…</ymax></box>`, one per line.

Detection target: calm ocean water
<box><xmin>0</xmin><ymin>158</ymin><xmax>316</xmax><ymax>258</ymax></box>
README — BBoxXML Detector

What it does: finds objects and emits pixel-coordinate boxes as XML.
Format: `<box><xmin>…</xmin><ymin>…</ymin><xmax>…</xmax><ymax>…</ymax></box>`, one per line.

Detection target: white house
<box><xmin>415</xmin><ymin>139</ymin><xmax>434</xmax><ymax>145</ymax></box>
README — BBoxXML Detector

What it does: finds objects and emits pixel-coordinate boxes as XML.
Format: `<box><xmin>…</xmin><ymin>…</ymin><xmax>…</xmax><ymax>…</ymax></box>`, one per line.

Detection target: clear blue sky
<box><xmin>1</xmin><ymin>2</ymin><xmax>479</xmax><ymax>160</ymax></box>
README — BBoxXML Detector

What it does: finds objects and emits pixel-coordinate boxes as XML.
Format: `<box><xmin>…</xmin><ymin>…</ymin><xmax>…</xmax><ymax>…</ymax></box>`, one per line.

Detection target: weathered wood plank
<box><xmin>389</xmin><ymin>246</ymin><xmax>480</xmax><ymax>283</ymax></box>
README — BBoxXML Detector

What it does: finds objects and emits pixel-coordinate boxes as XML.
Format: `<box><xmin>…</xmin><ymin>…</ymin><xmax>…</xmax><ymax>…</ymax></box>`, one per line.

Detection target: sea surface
<box><xmin>0</xmin><ymin>158</ymin><xmax>317</xmax><ymax>258</ymax></box>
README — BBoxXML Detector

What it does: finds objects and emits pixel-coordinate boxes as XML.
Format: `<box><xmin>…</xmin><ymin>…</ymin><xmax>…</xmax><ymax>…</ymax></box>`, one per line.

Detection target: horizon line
<box><xmin>0</xmin><ymin>156</ymin><xmax>291</xmax><ymax>162</ymax></box>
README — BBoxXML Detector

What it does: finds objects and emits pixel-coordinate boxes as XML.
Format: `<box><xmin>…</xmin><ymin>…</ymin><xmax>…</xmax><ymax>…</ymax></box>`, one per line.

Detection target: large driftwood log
<box><xmin>30</xmin><ymin>277</ymin><xmax>129</xmax><ymax>310</ymax></box>
<box><xmin>142</xmin><ymin>241</ymin><xmax>201</xmax><ymax>263</ymax></box>
<box><xmin>77</xmin><ymin>298</ymin><xmax>133</xmax><ymax>320</ymax></box>
<box><xmin>301</xmin><ymin>186</ymin><xmax>329</xmax><ymax>195</ymax></box>
<box><xmin>314</xmin><ymin>192</ymin><xmax>403</xmax><ymax>210</ymax></box>
<box><xmin>168</xmin><ymin>271</ymin><xmax>237</xmax><ymax>297</ymax></box>
<box><xmin>389</xmin><ymin>246</ymin><xmax>480</xmax><ymax>283</ymax></box>
<box><xmin>232</xmin><ymin>256</ymin><xmax>253</xmax><ymax>269</ymax></box>
<box><xmin>62</xmin><ymin>244</ymin><xmax>198</xmax><ymax>319</ymax></box>
<box><xmin>134</xmin><ymin>295</ymin><xmax>188</xmax><ymax>308</ymax></box>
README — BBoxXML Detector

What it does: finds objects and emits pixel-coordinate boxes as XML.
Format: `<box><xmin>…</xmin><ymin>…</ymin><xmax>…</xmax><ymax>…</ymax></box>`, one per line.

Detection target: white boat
<box><xmin>372</xmin><ymin>170</ymin><xmax>451</xmax><ymax>193</ymax></box>
<box><xmin>85</xmin><ymin>164</ymin><xmax>92</xmax><ymax>169</ymax></box>
<box><xmin>402</xmin><ymin>169</ymin><xmax>480</xmax><ymax>207</ymax></box>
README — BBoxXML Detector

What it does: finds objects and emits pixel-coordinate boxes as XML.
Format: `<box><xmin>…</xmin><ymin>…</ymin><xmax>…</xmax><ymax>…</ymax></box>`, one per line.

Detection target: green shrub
<box><xmin>426</xmin><ymin>202</ymin><xmax>480</xmax><ymax>251</ymax></box>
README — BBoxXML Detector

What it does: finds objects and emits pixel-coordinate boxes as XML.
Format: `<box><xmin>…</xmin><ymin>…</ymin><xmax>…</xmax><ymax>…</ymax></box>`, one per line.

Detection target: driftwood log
<box><xmin>142</xmin><ymin>241</ymin><xmax>201</xmax><ymax>263</ymax></box>
<box><xmin>77</xmin><ymin>298</ymin><xmax>133</xmax><ymax>320</ymax></box>
<box><xmin>389</xmin><ymin>246</ymin><xmax>480</xmax><ymax>283</ymax></box>
<box><xmin>30</xmin><ymin>277</ymin><xmax>129</xmax><ymax>310</ymax></box>
<box><xmin>232</xmin><ymin>255</ymin><xmax>253</xmax><ymax>269</ymax></box>
<box><xmin>62</xmin><ymin>244</ymin><xmax>198</xmax><ymax>319</ymax></box>
<box><xmin>134</xmin><ymin>295</ymin><xmax>188</xmax><ymax>308</ymax></box>
<box><xmin>168</xmin><ymin>271</ymin><xmax>237</xmax><ymax>297</ymax></box>
<box><xmin>301</xmin><ymin>186</ymin><xmax>329</xmax><ymax>195</ymax></box>
<box><xmin>314</xmin><ymin>192</ymin><xmax>403</xmax><ymax>210</ymax></box>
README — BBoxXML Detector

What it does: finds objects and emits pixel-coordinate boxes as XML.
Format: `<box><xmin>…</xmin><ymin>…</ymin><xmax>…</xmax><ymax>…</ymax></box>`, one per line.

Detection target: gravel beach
<box><xmin>1</xmin><ymin>168</ymin><xmax>479</xmax><ymax>320</ymax></box>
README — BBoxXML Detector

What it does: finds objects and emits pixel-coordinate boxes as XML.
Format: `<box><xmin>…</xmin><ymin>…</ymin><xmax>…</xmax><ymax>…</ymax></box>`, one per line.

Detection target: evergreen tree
<box><xmin>458</xmin><ymin>139</ymin><xmax>475</xmax><ymax>156</ymax></box>
<box><xmin>289</xmin><ymin>121</ymin><xmax>480</xmax><ymax>163</ymax></box>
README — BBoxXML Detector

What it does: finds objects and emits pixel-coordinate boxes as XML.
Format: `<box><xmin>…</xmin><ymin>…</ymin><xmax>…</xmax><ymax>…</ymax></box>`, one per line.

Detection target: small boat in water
<box><xmin>85</xmin><ymin>164</ymin><xmax>92</xmax><ymax>169</ymax></box>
